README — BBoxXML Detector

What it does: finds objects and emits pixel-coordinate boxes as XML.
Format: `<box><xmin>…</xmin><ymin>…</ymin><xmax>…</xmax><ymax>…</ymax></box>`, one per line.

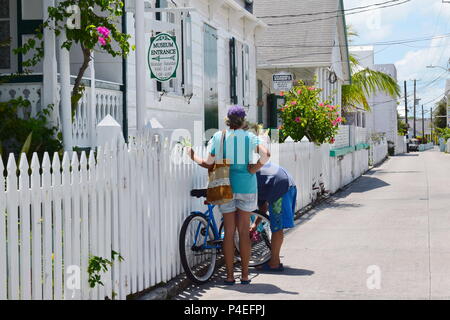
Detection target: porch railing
<box><xmin>0</xmin><ymin>80</ymin><xmax>123</xmax><ymax>149</ymax></box>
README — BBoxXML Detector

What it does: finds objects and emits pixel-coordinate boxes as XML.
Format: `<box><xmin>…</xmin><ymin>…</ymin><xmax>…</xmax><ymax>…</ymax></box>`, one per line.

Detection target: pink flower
<box><xmin>295</xmin><ymin>117</ymin><xmax>301</xmax><ymax>123</ymax></box>
<box><xmin>280</xmin><ymin>91</ymin><xmax>284</xmax><ymax>96</ymax></box>
<box><xmin>290</xmin><ymin>101</ymin><xmax>296</xmax><ymax>105</ymax></box>
<box><xmin>336</xmin><ymin>117</ymin><xmax>343</xmax><ymax>123</ymax></box>
<box><xmin>330</xmin><ymin>138</ymin><xmax>335</xmax><ymax>144</ymax></box>
<box><xmin>97</xmin><ymin>26</ymin><xmax>110</xmax><ymax>38</ymax></box>
<box><xmin>98</xmin><ymin>37</ymin><xmax>107</xmax><ymax>46</ymax></box>
<box><xmin>297</xmin><ymin>89</ymin><xmax>302</xmax><ymax>95</ymax></box>
<box><xmin>319</xmin><ymin>103</ymin><xmax>325</xmax><ymax>107</ymax></box>
<box><xmin>307</xmin><ymin>87</ymin><xmax>315</xmax><ymax>91</ymax></box>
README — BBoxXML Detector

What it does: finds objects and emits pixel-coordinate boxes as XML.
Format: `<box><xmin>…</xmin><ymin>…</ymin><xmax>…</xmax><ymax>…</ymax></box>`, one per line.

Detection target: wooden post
<box><xmin>42</xmin><ymin>0</ymin><xmax>58</xmax><ymax>123</ymax></box>
<box><xmin>59</xmin><ymin>29</ymin><xmax>74</xmax><ymax>151</ymax></box>
<box><xmin>135</xmin><ymin>0</ymin><xmax>146</xmax><ymax>131</ymax></box>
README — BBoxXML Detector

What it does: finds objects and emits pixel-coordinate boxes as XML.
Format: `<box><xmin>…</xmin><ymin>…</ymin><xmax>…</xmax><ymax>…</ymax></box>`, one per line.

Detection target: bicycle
<box><xmin>179</xmin><ymin>189</ymin><xmax>272</xmax><ymax>284</ymax></box>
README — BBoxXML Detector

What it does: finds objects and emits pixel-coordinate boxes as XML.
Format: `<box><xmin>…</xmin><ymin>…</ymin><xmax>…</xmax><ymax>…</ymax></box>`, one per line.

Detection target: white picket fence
<box><xmin>1</xmin><ymin>129</ymin><xmax>374</xmax><ymax>300</ymax></box>
<box><xmin>370</xmin><ymin>138</ymin><xmax>388</xmax><ymax>166</ymax></box>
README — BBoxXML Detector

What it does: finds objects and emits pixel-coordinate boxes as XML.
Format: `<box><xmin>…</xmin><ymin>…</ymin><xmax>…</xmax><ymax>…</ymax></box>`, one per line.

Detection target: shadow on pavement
<box><xmin>174</xmin><ymin>264</ymin><xmax>310</xmax><ymax>299</ymax></box>
<box><xmin>341</xmin><ymin>176</ymin><xmax>390</xmax><ymax>193</ymax></box>
<box><xmin>254</xmin><ymin>266</ymin><xmax>314</xmax><ymax>277</ymax></box>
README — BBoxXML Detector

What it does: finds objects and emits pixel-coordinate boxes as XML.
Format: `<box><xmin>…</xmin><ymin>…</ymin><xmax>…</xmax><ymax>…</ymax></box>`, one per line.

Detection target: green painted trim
<box><xmin>2</xmin><ymin>74</ymin><xmax>43</xmax><ymax>83</ymax></box>
<box><xmin>355</xmin><ymin>143</ymin><xmax>370</xmax><ymax>151</ymax></box>
<box><xmin>330</xmin><ymin>146</ymin><xmax>355</xmax><ymax>157</ymax></box>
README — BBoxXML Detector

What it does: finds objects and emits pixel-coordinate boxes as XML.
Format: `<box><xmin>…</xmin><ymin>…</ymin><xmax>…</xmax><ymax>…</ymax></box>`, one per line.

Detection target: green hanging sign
<box><xmin>148</xmin><ymin>33</ymin><xmax>179</xmax><ymax>82</ymax></box>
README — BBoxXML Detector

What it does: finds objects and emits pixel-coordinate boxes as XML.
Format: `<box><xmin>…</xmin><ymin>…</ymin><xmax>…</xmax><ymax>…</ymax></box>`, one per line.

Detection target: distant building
<box><xmin>347</xmin><ymin>47</ymin><xmax>399</xmax><ymax>145</ymax></box>
<box><xmin>254</xmin><ymin>0</ymin><xmax>351</xmax><ymax>129</ymax></box>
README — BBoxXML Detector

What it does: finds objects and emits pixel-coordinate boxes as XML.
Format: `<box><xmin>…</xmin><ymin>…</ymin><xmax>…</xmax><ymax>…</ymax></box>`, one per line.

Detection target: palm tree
<box><xmin>342</xmin><ymin>29</ymin><xmax>401</xmax><ymax>112</ymax></box>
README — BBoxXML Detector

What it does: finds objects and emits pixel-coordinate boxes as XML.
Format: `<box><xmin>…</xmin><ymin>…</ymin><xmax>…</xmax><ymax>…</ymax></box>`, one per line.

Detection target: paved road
<box><xmin>175</xmin><ymin>148</ymin><xmax>450</xmax><ymax>300</ymax></box>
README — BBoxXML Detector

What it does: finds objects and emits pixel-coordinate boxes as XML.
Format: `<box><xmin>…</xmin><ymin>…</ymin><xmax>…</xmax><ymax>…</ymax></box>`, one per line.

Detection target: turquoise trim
<box><xmin>355</xmin><ymin>143</ymin><xmax>370</xmax><ymax>151</ymax></box>
<box><xmin>330</xmin><ymin>146</ymin><xmax>355</xmax><ymax>157</ymax></box>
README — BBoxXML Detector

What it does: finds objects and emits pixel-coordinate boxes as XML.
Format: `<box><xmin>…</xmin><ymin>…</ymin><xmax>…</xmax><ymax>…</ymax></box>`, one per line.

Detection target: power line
<box><xmin>257</xmin><ymin>32</ymin><xmax>450</xmax><ymax>49</ymax></box>
<box><xmin>257</xmin><ymin>0</ymin><xmax>405</xmax><ymax>19</ymax></box>
<box><xmin>266</xmin><ymin>0</ymin><xmax>411</xmax><ymax>27</ymax></box>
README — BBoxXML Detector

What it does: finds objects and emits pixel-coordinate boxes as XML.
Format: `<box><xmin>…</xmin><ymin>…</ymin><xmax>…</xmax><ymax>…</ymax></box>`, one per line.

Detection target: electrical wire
<box><xmin>266</xmin><ymin>0</ymin><xmax>411</xmax><ymax>27</ymax></box>
<box><xmin>257</xmin><ymin>32</ymin><xmax>450</xmax><ymax>49</ymax></box>
<box><xmin>257</xmin><ymin>0</ymin><xmax>406</xmax><ymax>19</ymax></box>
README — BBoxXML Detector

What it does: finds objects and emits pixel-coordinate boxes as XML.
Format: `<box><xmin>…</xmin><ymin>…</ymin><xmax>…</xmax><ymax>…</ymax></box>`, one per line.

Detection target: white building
<box><xmin>254</xmin><ymin>0</ymin><xmax>351</xmax><ymax>129</ymax></box>
<box><xmin>0</xmin><ymin>0</ymin><xmax>266</xmax><ymax>149</ymax></box>
<box><xmin>348</xmin><ymin>47</ymin><xmax>399</xmax><ymax>145</ymax></box>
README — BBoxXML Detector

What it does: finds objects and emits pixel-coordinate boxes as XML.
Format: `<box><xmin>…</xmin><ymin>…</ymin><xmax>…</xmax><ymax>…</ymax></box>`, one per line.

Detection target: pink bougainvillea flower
<box><xmin>290</xmin><ymin>101</ymin><xmax>296</xmax><ymax>105</ymax></box>
<box><xmin>97</xmin><ymin>26</ymin><xmax>110</xmax><ymax>38</ymax></box>
<box><xmin>336</xmin><ymin>117</ymin><xmax>343</xmax><ymax>123</ymax></box>
<box><xmin>280</xmin><ymin>91</ymin><xmax>284</xmax><ymax>96</ymax></box>
<box><xmin>98</xmin><ymin>37</ymin><xmax>107</xmax><ymax>46</ymax></box>
<box><xmin>295</xmin><ymin>117</ymin><xmax>301</xmax><ymax>123</ymax></box>
<box><xmin>319</xmin><ymin>103</ymin><xmax>325</xmax><ymax>107</ymax></box>
<box><xmin>297</xmin><ymin>89</ymin><xmax>302</xmax><ymax>94</ymax></box>
<box><xmin>307</xmin><ymin>87</ymin><xmax>315</xmax><ymax>91</ymax></box>
<box><xmin>330</xmin><ymin>138</ymin><xmax>335</xmax><ymax>144</ymax></box>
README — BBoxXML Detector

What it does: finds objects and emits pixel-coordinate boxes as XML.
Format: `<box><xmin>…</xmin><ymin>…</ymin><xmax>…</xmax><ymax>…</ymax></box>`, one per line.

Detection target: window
<box><xmin>154</xmin><ymin>0</ymin><xmax>193</xmax><ymax>98</ymax></box>
<box><xmin>0</xmin><ymin>0</ymin><xmax>11</xmax><ymax>70</ymax></box>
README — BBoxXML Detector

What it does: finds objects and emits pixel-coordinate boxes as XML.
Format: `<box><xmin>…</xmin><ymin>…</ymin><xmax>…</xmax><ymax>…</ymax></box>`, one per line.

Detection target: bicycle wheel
<box><xmin>179</xmin><ymin>213</ymin><xmax>218</xmax><ymax>284</ymax></box>
<box><xmin>234</xmin><ymin>212</ymin><xmax>272</xmax><ymax>267</ymax></box>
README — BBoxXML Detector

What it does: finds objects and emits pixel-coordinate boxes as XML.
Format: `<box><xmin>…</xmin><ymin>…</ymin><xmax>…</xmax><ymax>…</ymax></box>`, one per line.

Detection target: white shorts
<box><xmin>218</xmin><ymin>193</ymin><xmax>258</xmax><ymax>214</ymax></box>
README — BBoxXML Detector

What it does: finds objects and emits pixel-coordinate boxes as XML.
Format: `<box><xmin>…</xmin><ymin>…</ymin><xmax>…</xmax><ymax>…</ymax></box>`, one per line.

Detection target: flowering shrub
<box><xmin>279</xmin><ymin>81</ymin><xmax>343</xmax><ymax>144</ymax></box>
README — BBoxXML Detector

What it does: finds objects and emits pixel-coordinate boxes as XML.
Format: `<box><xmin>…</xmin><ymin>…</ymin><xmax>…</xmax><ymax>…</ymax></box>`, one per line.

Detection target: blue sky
<box><xmin>344</xmin><ymin>0</ymin><xmax>450</xmax><ymax>117</ymax></box>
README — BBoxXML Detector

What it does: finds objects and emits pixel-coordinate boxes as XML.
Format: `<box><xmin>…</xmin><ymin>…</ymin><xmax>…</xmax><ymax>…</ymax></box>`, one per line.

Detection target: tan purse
<box><xmin>206</xmin><ymin>130</ymin><xmax>233</xmax><ymax>205</ymax></box>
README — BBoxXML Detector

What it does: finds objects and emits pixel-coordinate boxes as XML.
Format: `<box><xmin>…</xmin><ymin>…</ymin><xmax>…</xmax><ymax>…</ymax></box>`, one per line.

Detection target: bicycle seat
<box><xmin>191</xmin><ymin>189</ymin><xmax>207</xmax><ymax>198</ymax></box>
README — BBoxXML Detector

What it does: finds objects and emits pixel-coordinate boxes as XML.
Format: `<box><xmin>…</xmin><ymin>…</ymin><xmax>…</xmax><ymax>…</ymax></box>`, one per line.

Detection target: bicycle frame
<box><xmin>191</xmin><ymin>204</ymin><xmax>223</xmax><ymax>250</ymax></box>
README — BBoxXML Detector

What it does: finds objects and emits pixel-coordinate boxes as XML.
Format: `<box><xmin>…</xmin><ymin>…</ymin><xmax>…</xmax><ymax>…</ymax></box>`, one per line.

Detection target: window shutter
<box><xmin>229</xmin><ymin>37</ymin><xmax>237</xmax><ymax>104</ymax></box>
<box><xmin>182</xmin><ymin>13</ymin><xmax>193</xmax><ymax>97</ymax></box>
<box><xmin>243</xmin><ymin>44</ymin><xmax>250</xmax><ymax>107</ymax></box>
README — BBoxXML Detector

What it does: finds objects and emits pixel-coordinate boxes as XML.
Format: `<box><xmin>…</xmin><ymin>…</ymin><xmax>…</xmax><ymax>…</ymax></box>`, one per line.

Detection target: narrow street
<box><xmin>175</xmin><ymin>148</ymin><xmax>450</xmax><ymax>300</ymax></box>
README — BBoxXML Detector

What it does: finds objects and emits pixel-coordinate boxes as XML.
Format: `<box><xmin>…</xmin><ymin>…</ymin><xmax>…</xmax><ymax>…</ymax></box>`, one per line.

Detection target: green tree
<box><xmin>433</xmin><ymin>98</ymin><xmax>447</xmax><ymax>129</ymax></box>
<box><xmin>397</xmin><ymin>112</ymin><xmax>408</xmax><ymax>136</ymax></box>
<box><xmin>14</xmin><ymin>0</ymin><xmax>134</xmax><ymax>114</ymax></box>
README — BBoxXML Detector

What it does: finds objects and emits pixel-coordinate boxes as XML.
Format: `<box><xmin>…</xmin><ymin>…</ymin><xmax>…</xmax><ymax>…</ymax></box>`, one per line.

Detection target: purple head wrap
<box><xmin>227</xmin><ymin>105</ymin><xmax>246</xmax><ymax>119</ymax></box>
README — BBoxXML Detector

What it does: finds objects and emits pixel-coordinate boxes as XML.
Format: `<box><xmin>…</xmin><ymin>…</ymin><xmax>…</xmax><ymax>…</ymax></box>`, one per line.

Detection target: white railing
<box><xmin>355</xmin><ymin>127</ymin><xmax>368</xmax><ymax>145</ymax></box>
<box><xmin>0</xmin><ymin>83</ymin><xmax>42</xmax><ymax>117</ymax></box>
<box><xmin>1</xmin><ymin>81</ymin><xmax>122</xmax><ymax>149</ymax></box>
<box><xmin>331</xmin><ymin>125</ymin><xmax>350</xmax><ymax>149</ymax></box>
<box><xmin>1</xmin><ymin>128</ymin><xmax>373</xmax><ymax>300</ymax></box>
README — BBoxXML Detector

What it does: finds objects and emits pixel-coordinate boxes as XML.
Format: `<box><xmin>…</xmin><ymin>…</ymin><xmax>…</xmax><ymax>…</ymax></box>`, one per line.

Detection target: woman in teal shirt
<box><xmin>188</xmin><ymin>106</ymin><xmax>271</xmax><ymax>285</ymax></box>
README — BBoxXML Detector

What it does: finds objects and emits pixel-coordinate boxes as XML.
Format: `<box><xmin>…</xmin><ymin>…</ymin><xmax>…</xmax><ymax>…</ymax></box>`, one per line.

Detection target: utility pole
<box><xmin>404</xmin><ymin>80</ymin><xmax>409</xmax><ymax>152</ymax></box>
<box><xmin>413</xmin><ymin>79</ymin><xmax>417</xmax><ymax>138</ymax></box>
<box><xmin>422</xmin><ymin>105</ymin><xmax>425</xmax><ymax>141</ymax></box>
<box><xmin>431</xmin><ymin>107</ymin><xmax>433</xmax><ymax>144</ymax></box>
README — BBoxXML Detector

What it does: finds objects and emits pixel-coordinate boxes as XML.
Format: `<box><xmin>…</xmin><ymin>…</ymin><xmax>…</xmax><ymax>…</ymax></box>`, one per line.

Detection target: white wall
<box><xmin>125</xmin><ymin>0</ymin><xmax>259</xmax><ymax>139</ymax></box>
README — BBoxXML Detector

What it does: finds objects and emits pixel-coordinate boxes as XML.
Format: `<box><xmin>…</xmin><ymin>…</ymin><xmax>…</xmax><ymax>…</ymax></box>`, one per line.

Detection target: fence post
<box><xmin>97</xmin><ymin>115</ymin><xmax>123</xmax><ymax>149</ymax></box>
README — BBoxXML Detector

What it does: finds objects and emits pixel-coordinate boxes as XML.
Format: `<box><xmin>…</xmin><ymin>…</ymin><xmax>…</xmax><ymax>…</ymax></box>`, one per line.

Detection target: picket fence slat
<box><xmin>6</xmin><ymin>154</ymin><xmax>20</xmax><ymax>300</ymax></box>
<box><xmin>71</xmin><ymin>153</ymin><xmax>81</xmax><ymax>300</ymax></box>
<box><xmin>62</xmin><ymin>152</ymin><xmax>72</xmax><ymax>300</ymax></box>
<box><xmin>52</xmin><ymin>153</ymin><xmax>63</xmax><ymax>300</ymax></box>
<box><xmin>18</xmin><ymin>155</ymin><xmax>32</xmax><ymax>300</ymax></box>
<box><xmin>0</xmin><ymin>158</ymin><xmax>7</xmax><ymax>300</ymax></box>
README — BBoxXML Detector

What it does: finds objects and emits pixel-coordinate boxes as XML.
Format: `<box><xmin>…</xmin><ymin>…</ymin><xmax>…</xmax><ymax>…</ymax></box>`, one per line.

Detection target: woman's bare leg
<box><xmin>222</xmin><ymin>212</ymin><xmax>237</xmax><ymax>281</ymax></box>
<box><xmin>236</xmin><ymin>210</ymin><xmax>251</xmax><ymax>281</ymax></box>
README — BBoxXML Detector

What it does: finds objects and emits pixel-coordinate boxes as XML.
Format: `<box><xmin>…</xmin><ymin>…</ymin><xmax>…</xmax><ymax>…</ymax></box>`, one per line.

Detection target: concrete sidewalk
<box><xmin>174</xmin><ymin>148</ymin><xmax>450</xmax><ymax>300</ymax></box>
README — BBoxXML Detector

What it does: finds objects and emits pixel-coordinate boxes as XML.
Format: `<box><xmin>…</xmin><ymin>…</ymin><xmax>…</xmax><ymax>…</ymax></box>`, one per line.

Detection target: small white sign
<box><xmin>272</xmin><ymin>72</ymin><xmax>293</xmax><ymax>92</ymax></box>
